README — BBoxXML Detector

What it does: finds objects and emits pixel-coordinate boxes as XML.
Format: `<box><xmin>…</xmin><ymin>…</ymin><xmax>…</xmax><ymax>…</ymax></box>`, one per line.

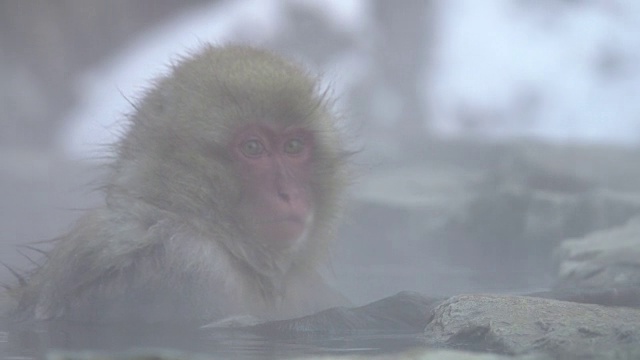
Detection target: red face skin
<box><xmin>230</xmin><ymin>124</ymin><xmax>314</xmax><ymax>248</ymax></box>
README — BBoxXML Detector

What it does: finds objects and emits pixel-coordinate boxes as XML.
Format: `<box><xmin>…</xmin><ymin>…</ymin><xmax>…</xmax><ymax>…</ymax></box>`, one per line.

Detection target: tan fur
<box><xmin>8</xmin><ymin>45</ymin><xmax>350</xmax><ymax>325</ymax></box>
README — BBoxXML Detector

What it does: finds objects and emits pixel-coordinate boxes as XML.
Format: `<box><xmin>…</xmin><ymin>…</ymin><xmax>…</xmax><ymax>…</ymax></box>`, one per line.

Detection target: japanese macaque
<box><xmin>8</xmin><ymin>45</ymin><xmax>351</xmax><ymax>325</ymax></box>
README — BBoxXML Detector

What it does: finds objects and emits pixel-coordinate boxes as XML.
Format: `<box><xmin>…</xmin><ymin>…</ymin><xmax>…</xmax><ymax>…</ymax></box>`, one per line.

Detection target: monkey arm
<box><xmin>13</xmin><ymin>210</ymin><xmax>144</xmax><ymax>322</ymax></box>
<box><xmin>15</xmin><ymin>209</ymin><xmax>222</xmax><ymax>324</ymax></box>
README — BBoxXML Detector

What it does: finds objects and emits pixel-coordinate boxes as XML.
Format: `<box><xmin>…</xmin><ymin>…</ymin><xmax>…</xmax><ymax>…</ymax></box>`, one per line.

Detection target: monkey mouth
<box><xmin>256</xmin><ymin>215</ymin><xmax>307</xmax><ymax>245</ymax></box>
<box><xmin>269</xmin><ymin>215</ymin><xmax>305</xmax><ymax>225</ymax></box>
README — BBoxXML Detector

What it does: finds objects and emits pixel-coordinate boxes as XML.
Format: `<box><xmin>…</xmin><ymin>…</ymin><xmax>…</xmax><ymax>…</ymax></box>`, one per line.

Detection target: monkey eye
<box><xmin>284</xmin><ymin>138</ymin><xmax>305</xmax><ymax>155</ymax></box>
<box><xmin>240</xmin><ymin>139</ymin><xmax>265</xmax><ymax>157</ymax></box>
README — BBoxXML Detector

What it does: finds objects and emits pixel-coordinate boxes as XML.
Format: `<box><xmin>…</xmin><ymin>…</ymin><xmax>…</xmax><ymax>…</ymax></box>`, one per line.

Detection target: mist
<box><xmin>2</xmin><ymin>0</ymin><xmax>640</xmax><ymax>358</ymax></box>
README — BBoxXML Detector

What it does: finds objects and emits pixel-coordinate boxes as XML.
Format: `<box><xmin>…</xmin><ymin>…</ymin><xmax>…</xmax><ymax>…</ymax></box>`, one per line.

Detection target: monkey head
<box><xmin>110</xmin><ymin>45</ymin><xmax>349</xmax><ymax>266</ymax></box>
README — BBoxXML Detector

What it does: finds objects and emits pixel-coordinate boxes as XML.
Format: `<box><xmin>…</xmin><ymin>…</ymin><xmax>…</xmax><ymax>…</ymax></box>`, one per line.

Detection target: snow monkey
<box><xmin>8</xmin><ymin>45</ymin><xmax>351</xmax><ymax>325</ymax></box>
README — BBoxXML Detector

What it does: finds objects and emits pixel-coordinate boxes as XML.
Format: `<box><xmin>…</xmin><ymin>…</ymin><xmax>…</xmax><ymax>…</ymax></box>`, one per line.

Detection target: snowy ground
<box><xmin>59</xmin><ymin>0</ymin><xmax>640</xmax><ymax>160</ymax></box>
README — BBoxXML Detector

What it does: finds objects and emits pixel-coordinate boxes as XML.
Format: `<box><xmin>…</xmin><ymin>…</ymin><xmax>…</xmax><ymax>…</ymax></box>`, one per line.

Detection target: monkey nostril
<box><xmin>278</xmin><ymin>191</ymin><xmax>291</xmax><ymax>202</ymax></box>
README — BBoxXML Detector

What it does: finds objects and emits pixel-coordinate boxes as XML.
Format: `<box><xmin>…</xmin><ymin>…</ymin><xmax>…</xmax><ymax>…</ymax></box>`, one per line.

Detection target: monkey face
<box><xmin>230</xmin><ymin>123</ymin><xmax>316</xmax><ymax>249</ymax></box>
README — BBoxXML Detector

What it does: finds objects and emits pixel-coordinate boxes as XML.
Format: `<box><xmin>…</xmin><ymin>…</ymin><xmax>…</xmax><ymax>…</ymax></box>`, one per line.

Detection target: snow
<box><xmin>60</xmin><ymin>0</ymin><xmax>640</xmax><ymax>160</ymax></box>
<box><xmin>59</xmin><ymin>0</ymin><xmax>365</xmax><ymax>159</ymax></box>
<box><xmin>428</xmin><ymin>0</ymin><xmax>640</xmax><ymax>144</ymax></box>
<box><xmin>59</xmin><ymin>0</ymin><xmax>280</xmax><ymax>159</ymax></box>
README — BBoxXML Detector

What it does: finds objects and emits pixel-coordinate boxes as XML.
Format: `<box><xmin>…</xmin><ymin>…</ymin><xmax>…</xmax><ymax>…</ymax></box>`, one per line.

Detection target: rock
<box><xmin>510</xmin><ymin>142</ymin><xmax>640</xmax><ymax>193</ymax></box>
<box><xmin>435</xmin><ymin>188</ymin><xmax>640</xmax><ymax>286</ymax></box>
<box><xmin>339</xmin><ymin>140</ymin><xmax>640</xmax><ymax>298</ymax></box>
<box><xmin>9</xmin><ymin>292</ymin><xmax>640</xmax><ymax>359</ymax></box>
<box><xmin>246</xmin><ymin>291</ymin><xmax>442</xmax><ymax>336</ymax></box>
<box><xmin>47</xmin><ymin>348</ymin><xmax>548</xmax><ymax>360</ymax></box>
<box><xmin>529</xmin><ymin>287</ymin><xmax>640</xmax><ymax>308</ymax></box>
<box><xmin>47</xmin><ymin>349</ymin><xmax>209</xmax><ymax>360</ymax></box>
<box><xmin>423</xmin><ymin>294</ymin><xmax>640</xmax><ymax>357</ymax></box>
<box><xmin>555</xmin><ymin>216</ymin><xmax>640</xmax><ymax>288</ymax></box>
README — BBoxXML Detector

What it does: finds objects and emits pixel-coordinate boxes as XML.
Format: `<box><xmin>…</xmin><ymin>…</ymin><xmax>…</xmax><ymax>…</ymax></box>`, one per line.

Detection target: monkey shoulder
<box><xmin>20</xmin><ymin>209</ymin><xmax>228</xmax><ymax>323</ymax></box>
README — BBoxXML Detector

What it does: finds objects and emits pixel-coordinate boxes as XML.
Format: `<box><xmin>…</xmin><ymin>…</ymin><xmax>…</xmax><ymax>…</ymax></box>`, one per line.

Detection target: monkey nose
<box><xmin>278</xmin><ymin>188</ymin><xmax>300</xmax><ymax>203</ymax></box>
<box><xmin>276</xmin><ymin>183</ymin><xmax>303</xmax><ymax>205</ymax></box>
<box><xmin>275</xmin><ymin>175</ymin><xmax>300</xmax><ymax>203</ymax></box>
<box><xmin>278</xmin><ymin>190</ymin><xmax>290</xmax><ymax>202</ymax></box>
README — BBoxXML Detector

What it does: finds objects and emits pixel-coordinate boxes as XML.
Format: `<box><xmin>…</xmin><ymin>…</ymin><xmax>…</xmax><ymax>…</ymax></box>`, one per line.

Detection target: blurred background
<box><xmin>2</xmin><ymin>0</ymin><xmax>640</xmax><ymax>306</ymax></box>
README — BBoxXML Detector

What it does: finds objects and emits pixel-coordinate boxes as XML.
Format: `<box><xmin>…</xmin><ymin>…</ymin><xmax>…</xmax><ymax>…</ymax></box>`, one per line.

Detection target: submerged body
<box><xmin>9</xmin><ymin>45</ymin><xmax>350</xmax><ymax>325</ymax></box>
